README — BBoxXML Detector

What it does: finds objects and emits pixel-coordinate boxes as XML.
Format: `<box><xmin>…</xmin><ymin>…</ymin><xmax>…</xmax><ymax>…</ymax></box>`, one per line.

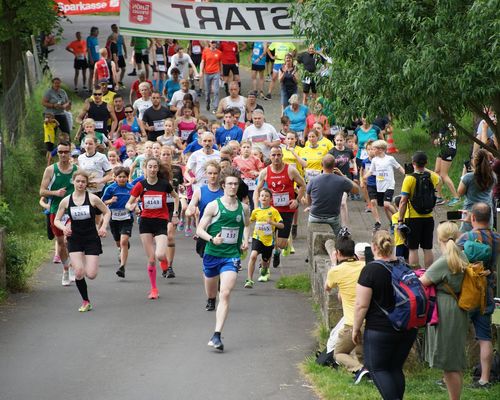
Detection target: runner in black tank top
<box><xmin>88</xmin><ymin>101</ymin><xmax>111</xmax><ymax>136</ymax></box>
<box><xmin>54</xmin><ymin>170</ymin><xmax>110</xmax><ymax>312</ymax></box>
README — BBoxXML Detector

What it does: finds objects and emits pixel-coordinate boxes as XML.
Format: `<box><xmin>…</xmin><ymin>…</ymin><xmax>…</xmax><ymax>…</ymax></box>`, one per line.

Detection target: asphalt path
<box><xmin>0</xmin><ymin>16</ymin><xmax>317</xmax><ymax>400</ymax></box>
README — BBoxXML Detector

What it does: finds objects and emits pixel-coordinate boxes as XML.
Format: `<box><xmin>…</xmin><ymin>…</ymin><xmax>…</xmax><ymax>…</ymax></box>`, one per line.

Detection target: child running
<box><xmin>102</xmin><ymin>166</ymin><xmax>134</xmax><ymax>278</ymax></box>
<box><xmin>245</xmin><ymin>188</ymin><xmax>284</xmax><ymax>287</ymax></box>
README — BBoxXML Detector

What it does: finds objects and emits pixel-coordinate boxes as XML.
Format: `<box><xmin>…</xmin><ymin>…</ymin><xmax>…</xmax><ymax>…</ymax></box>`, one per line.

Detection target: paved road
<box><xmin>0</xmin><ymin>16</ymin><xmax>316</xmax><ymax>400</ymax></box>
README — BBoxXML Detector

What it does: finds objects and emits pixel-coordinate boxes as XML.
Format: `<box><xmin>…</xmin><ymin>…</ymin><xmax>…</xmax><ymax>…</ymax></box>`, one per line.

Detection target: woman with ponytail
<box><xmin>457</xmin><ymin>149</ymin><xmax>495</xmax><ymax>231</ymax></box>
<box><xmin>420</xmin><ymin>221</ymin><xmax>468</xmax><ymax>400</ymax></box>
<box><xmin>352</xmin><ymin>230</ymin><xmax>418</xmax><ymax>398</ymax></box>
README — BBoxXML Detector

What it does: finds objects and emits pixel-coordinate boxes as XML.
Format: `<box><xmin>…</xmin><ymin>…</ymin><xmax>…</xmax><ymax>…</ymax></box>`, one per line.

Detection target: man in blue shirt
<box><xmin>86</xmin><ymin>26</ymin><xmax>99</xmax><ymax>91</ymax></box>
<box><xmin>215</xmin><ymin>108</ymin><xmax>243</xmax><ymax>148</ymax></box>
<box><xmin>111</xmin><ymin>24</ymin><xmax>127</xmax><ymax>87</ymax></box>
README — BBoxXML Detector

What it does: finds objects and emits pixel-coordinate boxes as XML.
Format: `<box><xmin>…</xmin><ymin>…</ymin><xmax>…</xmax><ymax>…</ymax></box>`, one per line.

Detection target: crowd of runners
<box><xmin>37</xmin><ymin>24</ymin><xmax>499</xmax><ymax>399</ymax></box>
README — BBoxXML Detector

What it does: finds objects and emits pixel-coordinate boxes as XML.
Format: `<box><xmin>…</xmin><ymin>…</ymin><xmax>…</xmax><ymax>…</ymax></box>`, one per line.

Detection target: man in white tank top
<box><xmin>215</xmin><ymin>81</ymin><xmax>247</xmax><ymax>123</ymax></box>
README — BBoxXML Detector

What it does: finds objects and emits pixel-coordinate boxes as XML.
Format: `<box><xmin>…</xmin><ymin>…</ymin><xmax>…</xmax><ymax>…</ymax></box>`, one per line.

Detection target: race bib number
<box><xmin>143</xmin><ymin>195</ymin><xmax>162</xmax><ymax>209</ymax></box>
<box><xmin>305</xmin><ymin>169</ymin><xmax>320</xmax><ymax>181</ymax></box>
<box><xmin>272</xmin><ymin>192</ymin><xmax>289</xmax><ymax>207</ymax></box>
<box><xmin>192</xmin><ymin>45</ymin><xmax>201</xmax><ymax>54</ymax></box>
<box><xmin>221</xmin><ymin>227</ymin><xmax>239</xmax><ymax>244</ymax></box>
<box><xmin>94</xmin><ymin>121</ymin><xmax>104</xmax><ymax>129</ymax></box>
<box><xmin>76</xmin><ymin>55</ymin><xmax>85</xmax><ymax>60</ymax></box>
<box><xmin>166</xmin><ymin>193</ymin><xmax>174</xmax><ymax>204</ymax></box>
<box><xmin>181</xmin><ymin>130</ymin><xmax>191</xmax><ymax>141</ymax></box>
<box><xmin>70</xmin><ymin>205</ymin><xmax>91</xmax><ymax>220</ymax></box>
<box><xmin>256</xmin><ymin>222</ymin><xmax>273</xmax><ymax>236</ymax></box>
<box><xmin>359</xmin><ymin>148</ymin><xmax>368</xmax><ymax>160</ymax></box>
<box><xmin>253</xmin><ymin>48</ymin><xmax>260</xmax><ymax>56</ymax></box>
<box><xmin>153</xmin><ymin>120</ymin><xmax>165</xmax><ymax>131</ymax></box>
<box><xmin>141</xmin><ymin>49</ymin><xmax>149</xmax><ymax>55</ymax></box>
<box><xmin>156</xmin><ymin>54</ymin><xmax>164</xmax><ymax>62</ymax></box>
<box><xmin>111</xmin><ymin>208</ymin><xmax>131</xmax><ymax>221</ymax></box>
<box><xmin>158</xmin><ymin>65</ymin><xmax>166</xmax><ymax>72</ymax></box>
<box><xmin>95</xmin><ymin>45</ymin><xmax>99</xmax><ymax>54</ymax></box>
<box><xmin>243</xmin><ymin>178</ymin><xmax>256</xmax><ymax>191</ymax></box>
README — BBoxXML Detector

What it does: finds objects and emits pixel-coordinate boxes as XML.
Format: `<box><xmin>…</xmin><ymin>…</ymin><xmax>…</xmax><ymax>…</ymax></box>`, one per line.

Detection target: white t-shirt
<box><xmin>169</xmin><ymin>89</ymin><xmax>198</xmax><ymax>109</ymax></box>
<box><xmin>133</xmin><ymin>98</ymin><xmax>153</xmax><ymax>120</ymax></box>
<box><xmin>168</xmin><ymin>53</ymin><xmax>194</xmax><ymax>78</ymax></box>
<box><xmin>77</xmin><ymin>152</ymin><xmax>112</xmax><ymax>192</ymax></box>
<box><xmin>242</xmin><ymin>123</ymin><xmax>280</xmax><ymax>159</ymax></box>
<box><xmin>186</xmin><ymin>149</ymin><xmax>221</xmax><ymax>190</ymax></box>
<box><xmin>369</xmin><ymin>155</ymin><xmax>401</xmax><ymax>192</ymax></box>
<box><xmin>224</xmin><ymin>95</ymin><xmax>246</xmax><ymax>123</ymax></box>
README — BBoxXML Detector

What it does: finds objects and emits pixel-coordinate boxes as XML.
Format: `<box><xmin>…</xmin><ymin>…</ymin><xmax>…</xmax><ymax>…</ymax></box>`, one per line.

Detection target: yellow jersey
<box><xmin>282</xmin><ymin>145</ymin><xmax>303</xmax><ymax>175</ymax></box>
<box><xmin>305</xmin><ymin>136</ymin><xmax>333</xmax><ymax>152</ymax></box>
<box><xmin>251</xmin><ymin>206</ymin><xmax>282</xmax><ymax>247</ymax></box>
<box><xmin>401</xmin><ymin>171</ymin><xmax>440</xmax><ymax>218</ymax></box>
<box><xmin>300</xmin><ymin>145</ymin><xmax>329</xmax><ymax>182</ymax></box>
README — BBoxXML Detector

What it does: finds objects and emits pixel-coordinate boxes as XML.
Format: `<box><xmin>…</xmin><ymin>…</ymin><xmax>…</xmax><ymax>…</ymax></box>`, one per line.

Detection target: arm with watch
<box><xmin>195</xmin><ymin>201</ymin><xmax>224</xmax><ymax>245</ymax></box>
<box><xmin>169</xmin><ymin>189</ymin><xmax>180</xmax><ymax>224</ymax></box>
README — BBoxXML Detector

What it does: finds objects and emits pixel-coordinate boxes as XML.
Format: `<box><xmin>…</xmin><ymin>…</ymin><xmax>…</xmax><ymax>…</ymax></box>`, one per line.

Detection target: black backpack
<box><xmin>410</xmin><ymin>172</ymin><xmax>436</xmax><ymax>214</ymax></box>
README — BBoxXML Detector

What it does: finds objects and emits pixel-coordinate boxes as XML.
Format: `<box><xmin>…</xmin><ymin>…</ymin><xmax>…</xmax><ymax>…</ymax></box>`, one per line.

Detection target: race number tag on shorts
<box><xmin>77</xmin><ymin>55</ymin><xmax>85</xmax><ymax>60</ymax></box>
<box><xmin>256</xmin><ymin>222</ymin><xmax>272</xmax><ymax>236</ymax></box>
<box><xmin>70</xmin><ymin>205</ymin><xmax>91</xmax><ymax>220</ymax></box>
<box><xmin>192</xmin><ymin>45</ymin><xmax>201</xmax><ymax>54</ymax></box>
<box><xmin>143</xmin><ymin>195</ymin><xmax>162</xmax><ymax>209</ymax></box>
<box><xmin>305</xmin><ymin>169</ymin><xmax>320</xmax><ymax>182</ymax></box>
<box><xmin>156</xmin><ymin>54</ymin><xmax>164</xmax><ymax>62</ymax></box>
<box><xmin>243</xmin><ymin>178</ymin><xmax>256</xmax><ymax>191</ymax></box>
<box><xmin>153</xmin><ymin>120</ymin><xmax>165</xmax><ymax>131</ymax></box>
<box><xmin>272</xmin><ymin>192</ymin><xmax>289</xmax><ymax>207</ymax></box>
<box><xmin>166</xmin><ymin>193</ymin><xmax>174</xmax><ymax>204</ymax></box>
<box><xmin>111</xmin><ymin>208</ymin><xmax>131</xmax><ymax>221</ymax></box>
<box><xmin>221</xmin><ymin>227</ymin><xmax>239</xmax><ymax>244</ymax></box>
<box><xmin>94</xmin><ymin>121</ymin><xmax>104</xmax><ymax>129</ymax></box>
<box><xmin>158</xmin><ymin>65</ymin><xmax>166</xmax><ymax>72</ymax></box>
<box><xmin>181</xmin><ymin>130</ymin><xmax>191</xmax><ymax>141</ymax></box>
<box><xmin>95</xmin><ymin>45</ymin><xmax>99</xmax><ymax>54</ymax></box>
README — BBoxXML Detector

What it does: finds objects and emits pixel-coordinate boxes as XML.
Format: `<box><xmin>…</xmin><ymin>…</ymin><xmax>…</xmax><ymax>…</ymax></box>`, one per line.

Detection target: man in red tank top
<box><xmin>254</xmin><ymin>145</ymin><xmax>305</xmax><ymax>267</ymax></box>
<box><xmin>93</xmin><ymin>48</ymin><xmax>118</xmax><ymax>91</ymax></box>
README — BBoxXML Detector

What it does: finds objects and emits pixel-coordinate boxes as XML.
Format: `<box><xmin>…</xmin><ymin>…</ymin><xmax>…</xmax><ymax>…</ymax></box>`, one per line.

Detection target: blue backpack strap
<box><xmin>371</xmin><ymin>260</ymin><xmax>393</xmax><ymax>317</ymax></box>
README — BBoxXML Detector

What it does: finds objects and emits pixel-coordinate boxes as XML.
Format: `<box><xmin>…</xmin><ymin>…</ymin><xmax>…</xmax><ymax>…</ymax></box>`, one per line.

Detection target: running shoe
<box><xmin>53</xmin><ymin>254</ymin><xmax>61</xmax><ymax>263</ymax></box>
<box><xmin>354</xmin><ymin>367</ymin><xmax>370</xmax><ymax>384</ymax></box>
<box><xmin>148</xmin><ymin>288</ymin><xmax>159</xmax><ymax>300</ymax></box>
<box><xmin>166</xmin><ymin>266</ymin><xmax>176</xmax><ymax>278</ymax></box>
<box><xmin>468</xmin><ymin>381</ymin><xmax>491</xmax><ymax>389</ymax></box>
<box><xmin>447</xmin><ymin>197</ymin><xmax>460</xmax><ymax>207</ymax></box>
<box><xmin>205</xmin><ymin>298</ymin><xmax>216</xmax><ymax>311</ymax></box>
<box><xmin>208</xmin><ymin>334</ymin><xmax>224</xmax><ymax>351</ymax></box>
<box><xmin>74</xmin><ymin>87</ymin><xmax>78</xmax><ymax>92</ymax></box>
<box><xmin>116</xmin><ymin>266</ymin><xmax>125</xmax><ymax>278</ymax></box>
<box><xmin>260</xmin><ymin>91</ymin><xmax>266</xmax><ymax>99</ymax></box>
<box><xmin>291</xmin><ymin>224</ymin><xmax>298</xmax><ymax>239</ymax></box>
<box><xmin>273</xmin><ymin>251</ymin><xmax>280</xmax><ymax>268</ymax></box>
<box><xmin>290</xmin><ymin>245</ymin><xmax>295</xmax><ymax>254</ymax></box>
<box><xmin>78</xmin><ymin>301</ymin><xmax>92</xmax><ymax>312</ymax></box>
<box><xmin>244</xmin><ymin>279</ymin><xmax>254</xmax><ymax>288</ymax></box>
<box><xmin>373</xmin><ymin>222</ymin><xmax>382</xmax><ymax>232</ymax></box>
<box><xmin>61</xmin><ymin>270</ymin><xmax>70</xmax><ymax>286</ymax></box>
<box><xmin>69</xmin><ymin>268</ymin><xmax>76</xmax><ymax>282</ymax></box>
<box><xmin>282</xmin><ymin>245</ymin><xmax>291</xmax><ymax>257</ymax></box>
<box><xmin>435</xmin><ymin>197</ymin><xmax>446</xmax><ymax>205</ymax></box>
<box><xmin>264</xmin><ymin>93</ymin><xmax>272</xmax><ymax>100</ymax></box>
<box><xmin>364</xmin><ymin>206</ymin><xmax>372</xmax><ymax>213</ymax></box>
<box><xmin>338</xmin><ymin>227</ymin><xmax>351</xmax><ymax>237</ymax></box>
<box><xmin>265</xmin><ymin>75</ymin><xmax>271</xmax><ymax>82</ymax></box>
<box><xmin>258</xmin><ymin>268</ymin><xmax>270</xmax><ymax>282</ymax></box>
<box><xmin>128</xmin><ymin>69</ymin><xmax>137</xmax><ymax>76</ymax></box>
<box><xmin>82</xmin><ymin>86</ymin><xmax>87</xmax><ymax>91</ymax></box>
<box><xmin>185</xmin><ymin>227</ymin><xmax>193</xmax><ymax>237</ymax></box>
<box><xmin>177</xmin><ymin>220</ymin><xmax>185</xmax><ymax>231</ymax></box>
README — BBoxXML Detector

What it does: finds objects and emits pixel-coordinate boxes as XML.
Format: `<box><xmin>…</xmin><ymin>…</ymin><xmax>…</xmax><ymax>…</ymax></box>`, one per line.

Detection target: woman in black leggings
<box><xmin>352</xmin><ymin>230</ymin><xmax>417</xmax><ymax>399</ymax></box>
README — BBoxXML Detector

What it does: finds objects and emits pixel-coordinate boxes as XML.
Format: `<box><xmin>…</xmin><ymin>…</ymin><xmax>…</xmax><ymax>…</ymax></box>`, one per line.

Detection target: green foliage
<box><xmin>0</xmin><ymin>196</ymin><xmax>13</xmax><ymax>231</ymax></box>
<box><xmin>302</xmin><ymin>356</ymin><xmax>500</xmax><ymax>399</ymax></box>
<box><xmin>292</xmin><ymin>0</ymin><xmax>500</xmax><ymax>148</ymax></box>
<box><xmin>0</xmin><ymin>0</ymin><xmax>60</xmax><ymax>43</ymax></box>
<box><xmin>275</xmin><ymin>273</ymin><xmax>311</xmax><ymax>293</ymax></box>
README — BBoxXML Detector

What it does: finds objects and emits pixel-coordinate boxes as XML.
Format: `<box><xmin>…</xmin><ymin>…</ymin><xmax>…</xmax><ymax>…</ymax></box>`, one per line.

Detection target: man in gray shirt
<box><xmin>305</xmin><ymin>154</ymin><xmax>359</xmax><ymax>234</ymax></box>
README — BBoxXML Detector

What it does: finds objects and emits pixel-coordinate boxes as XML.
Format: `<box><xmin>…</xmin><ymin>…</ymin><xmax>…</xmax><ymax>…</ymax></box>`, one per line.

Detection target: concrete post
<box><xmin>0</xmin><ymin>228</ymin><xmax>6</xmax><ymax>289</ymax></box>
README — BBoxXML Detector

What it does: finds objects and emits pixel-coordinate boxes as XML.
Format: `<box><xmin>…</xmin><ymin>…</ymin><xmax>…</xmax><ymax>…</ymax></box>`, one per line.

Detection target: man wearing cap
<box><xmin>200</xmin><ymin>41</ymin><xmax>223</xmax><ymax>113</ymax></box>
<box><xmin>398</xmin><ymin>151</ymin><xmax>440</xmax><ymax>267</ymax></box>
<box><xmin>93</xmin><ymin>79</ymin><xmax>116</xmax><ymax>105</ymax></box>
<box><xmin>163</xmin><ymin>67</ymin><xmax>181</xmax><ymax>104</ymax></box>
<box><xmin>245</xmin><ymin>90</ymin><xmax>264</xmax><ymax>125</ymax></box>
<box><xmin>215</xmin><ymin>81</ymin><xmax>247</xmax><ymax>124</ymax></box>
<box><xmin>324</xmin><ymin>234</ymin><xmax>367</xmax><ymax>381</ymax></box>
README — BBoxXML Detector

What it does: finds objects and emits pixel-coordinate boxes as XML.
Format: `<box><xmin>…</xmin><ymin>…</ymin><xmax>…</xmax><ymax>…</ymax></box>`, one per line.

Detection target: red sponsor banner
<box><xmin>57</xmin><ymin>0</ymin><xmax>120</xmax><ymax>15</ymax></box>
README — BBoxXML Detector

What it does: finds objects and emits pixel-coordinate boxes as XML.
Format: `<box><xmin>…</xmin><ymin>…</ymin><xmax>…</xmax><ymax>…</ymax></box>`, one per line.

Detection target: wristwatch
<box><xmin>209</xmin><ymin>237</ymin><xmax>214</xmax><ymax>243</ymax></box>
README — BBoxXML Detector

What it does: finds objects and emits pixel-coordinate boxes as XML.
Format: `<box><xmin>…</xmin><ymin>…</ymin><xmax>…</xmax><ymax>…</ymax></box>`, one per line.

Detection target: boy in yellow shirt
<box><xmin>391</xmin><ymin>195</ymin><xmax>409</xmax><ymax>262</ymax></box>
<box><xmin>245</xmin><ymin>188</ymin><xmax>284</xmax><ymax>288</ymax></box>
<box><xmin>44</xmin><ymin>112</ymin><xmax>59</xmax><ymax>165</ymax></box>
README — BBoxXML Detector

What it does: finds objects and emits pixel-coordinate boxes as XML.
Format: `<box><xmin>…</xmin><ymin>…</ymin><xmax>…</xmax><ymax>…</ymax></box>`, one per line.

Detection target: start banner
<box><xmin>119</xmin><ymin>0</ymin><xmax>300</xmax><ymax>42</ymax></box>
<box><xmin>58</xmin><ymin>0</ymin><xmax>120</xmax><ymax>15</ymax></box>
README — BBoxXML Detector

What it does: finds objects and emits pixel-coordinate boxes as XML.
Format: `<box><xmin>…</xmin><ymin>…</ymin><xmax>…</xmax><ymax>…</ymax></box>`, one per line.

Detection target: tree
<box><xmin>0</xmin><ymin>0</ymin><xmax>59</xmax><ymax>93</ymax></box>
<box><xmin>292</xmin><ymin>0</ymin><xmax>500</xmax><ymax>155</ymax></box>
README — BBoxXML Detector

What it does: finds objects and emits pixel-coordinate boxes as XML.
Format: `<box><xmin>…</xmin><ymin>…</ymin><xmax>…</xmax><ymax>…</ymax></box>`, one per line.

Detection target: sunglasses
<box><xmin>57</xmin><ymin>150</ymin><xmax>70</xmax><ymax>154</ymax></box>
<box><xmin>93</xmin><ymin>93</ymin><xmax>102</xmax><ymax>96</ymax></box>
<box><xmin>125</xmin><ymin>110</ymin><xmax>133</xmax><ymax>113</ymax></box>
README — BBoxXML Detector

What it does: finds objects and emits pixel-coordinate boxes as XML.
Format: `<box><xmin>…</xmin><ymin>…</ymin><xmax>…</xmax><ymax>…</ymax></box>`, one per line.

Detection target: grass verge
<box><xmin>275</xmin><ymin>273</ymin><xmax>311</xmax><ymax>293</ymax></box>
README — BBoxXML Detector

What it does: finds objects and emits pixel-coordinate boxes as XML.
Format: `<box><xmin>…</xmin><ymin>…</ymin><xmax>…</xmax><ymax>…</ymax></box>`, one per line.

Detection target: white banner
<box><xmin>119</xmin><ymin>0</ymin><xmax>300</xmax><ymax>42</ymax></box>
